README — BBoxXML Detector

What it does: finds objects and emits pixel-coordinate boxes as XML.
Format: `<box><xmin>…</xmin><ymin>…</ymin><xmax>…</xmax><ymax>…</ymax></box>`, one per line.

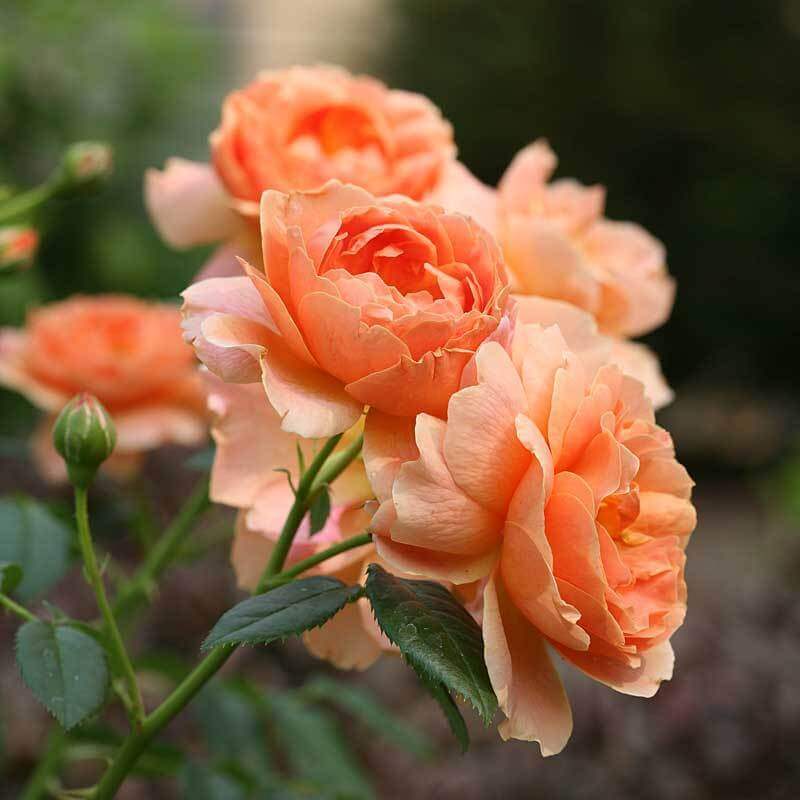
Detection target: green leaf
<box><xmin>308</xmin><ymin>486</ymin><xmax>331</xmax><ymax>535</ymax></box>
<box><xmin>181</xmin><ymin>762</ymin><xmax>248</xmax><ymax>800</ymax></box>
<box><xmin>0</xmin><ymin>496</ymin><xmax>72</xmax><ymax>600</ymax></box>
<box><xmin>202</xmin><ymin>577</ymin><xmax>362</xmax><ymax>651</ymax></box>
<box><xmin>16</xmin><ymin>621</ymin><xmax>108</xmax><ymax>729</ymax></box>
<box><xmin>266</xmin><ymin>693</ymin><xmax>373</xmax><ymax>800</ymax></box>
<box><xmin>0</xmin><ymin>561</ymin><xmax>22</xmax><ymax>595</ymax></box>
<box><xmin>364</xmin><ymin>564</ymin><xmax>497</xmax><ymax>726</ymax></box>
<box><xmin>302</xmin><ymin>676</ymin><xmax>435</xmax><ymax>760</ymax></box>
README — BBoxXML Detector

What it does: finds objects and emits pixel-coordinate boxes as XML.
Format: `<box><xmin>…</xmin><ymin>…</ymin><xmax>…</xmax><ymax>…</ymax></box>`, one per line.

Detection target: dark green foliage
<box><xmin>202</xmin><ymin>577</ymin><xmax>363</xmax><ymax>650</ymax></box>
<box><xmin>364</xmin><ymin>563</ymin><xmax>497</xmax><ymax>747</ymax></box>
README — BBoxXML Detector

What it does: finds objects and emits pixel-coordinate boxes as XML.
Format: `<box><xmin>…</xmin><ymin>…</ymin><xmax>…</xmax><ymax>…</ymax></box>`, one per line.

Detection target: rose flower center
<box><xmin>290</xmin><ymin>106</ymin><xmax>386</xmax><ymax>157</ymax></box>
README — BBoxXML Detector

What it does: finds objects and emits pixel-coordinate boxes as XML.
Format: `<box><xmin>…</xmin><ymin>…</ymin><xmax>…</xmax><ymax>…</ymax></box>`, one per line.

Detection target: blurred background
<box><xmin>1</xmin><ymin>1</ymin><xmax>799</xmax><ymax>798</ymax></box>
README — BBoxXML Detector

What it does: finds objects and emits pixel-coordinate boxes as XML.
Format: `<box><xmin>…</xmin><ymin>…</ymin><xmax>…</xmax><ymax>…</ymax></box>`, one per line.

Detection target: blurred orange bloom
<box><xmin>0</xmin><ymin>295</ymin><xmax>206</xmax><ymax>481</ymax></box>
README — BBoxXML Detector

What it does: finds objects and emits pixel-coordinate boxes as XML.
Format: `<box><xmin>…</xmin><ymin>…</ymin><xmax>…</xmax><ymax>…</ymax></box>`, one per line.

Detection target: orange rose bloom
<box><xmin>0</xmin><ymin>295</ymin><xmax>206</xmax><ymax>480</ymax></box>
<box><xmin>364</xmin><ymin>320</ymin><xmax>695</xmax><ymax>754</ymax></box>
<box><xmin>498</xmin><ymin>140</ymin><xmax>675</xmax><ymax>338</ymax></box>
<box><xmin>145</xmin><ymin>65</ymin><xmax>456</xmax><ymax>264</ymax></box>
<box><xmin>212</xmin><ymin>65</ymin><xmax>455</xmax><ymax>205</ymax></box>
<box><xmin>183</xmin><ymin>180</ymin><xmax>509</xmax><ymax>438</ymax></box>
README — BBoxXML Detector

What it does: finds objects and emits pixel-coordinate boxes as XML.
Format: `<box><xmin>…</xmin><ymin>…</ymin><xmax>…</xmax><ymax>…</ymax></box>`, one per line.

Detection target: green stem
<box><xmin>91</xmin><ymin>646</ymin><xmax>233</xmax><ymax>800</ymax></box>
<box><xmin>254</xmin><ymin>434</ymin><xmax>343</xmax><ymax>592</ymax></box>
<box><xmin>309</xmin><ymin>433</ymin><xmax>364</xmax><ymax>496</ymax></box>
<box><xmin>91</xmin><ymin>432</ymin><xmax>360</xmax><ymax>799</ymax></box>
<box><xmin>262</xmin><ymin>531</ymin><xmax>372</xmax><ymax>589</ymax></box>
<box><xmin>0</xmin><ymin>178</ymin><xmax>62</xmax><ymax>225</ymax></box>
<box><xmin>74</xmin><ymin>488</ymin><xmax>146</xmax><ymax>729</ymax></box>
<box><xmin>0</xmin><ymin>592</ymin><xmax>38</xmax><ymax>623</ymax></box>
<box><xmin>19</xmin><ymin>727</ymin><xmax>66</xmax><ymax>800</ymax></box>
<box><xmin>113</xmin><ymin>477</ymin><xmax>210</xmax><ymax>623</ymax></box>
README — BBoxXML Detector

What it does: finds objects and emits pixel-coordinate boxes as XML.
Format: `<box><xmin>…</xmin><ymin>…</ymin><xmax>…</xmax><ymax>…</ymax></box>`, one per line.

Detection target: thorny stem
<box><xmin>74</xmin><ymin>488</ymin><xmax>146</xmax><ymax>729</ymax></box>
<box><xmin>90</xmin><ymin>432</ymin><xmax>364</xmax><ymax>799</ymax></box>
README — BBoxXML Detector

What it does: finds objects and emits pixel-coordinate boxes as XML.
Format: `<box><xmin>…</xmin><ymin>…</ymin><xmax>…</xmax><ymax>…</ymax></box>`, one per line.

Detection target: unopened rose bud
<box><xmin>61</xmin><ymin>142</ymin><xmax>113</xmax><ymax>189</ymax></box>
<box><xmin>53</xmin><ymin>393</ymin><xmax>116</xmax><ymax>488</ymax></box>
<box><xmin>0</xmin><ymin>227</ymin><xmax>38</xmax><ymax>274</ymax></box>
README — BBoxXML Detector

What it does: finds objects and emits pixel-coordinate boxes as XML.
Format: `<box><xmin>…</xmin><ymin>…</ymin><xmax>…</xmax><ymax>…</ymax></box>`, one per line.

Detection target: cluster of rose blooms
<box><xmin>0</xmin><ymin>66</ymin><xmax>695</xmax><ymax>755</ymax></box>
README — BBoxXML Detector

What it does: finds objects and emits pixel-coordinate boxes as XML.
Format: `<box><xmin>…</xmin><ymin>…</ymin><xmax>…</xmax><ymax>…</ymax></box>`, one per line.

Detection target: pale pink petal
<box><xmin>609</xmin><ymin>339</ymin><xmax>673</xmax><ymax>410</ymax></box>
<box><xmin>427</xmin><ymin>161</ymin><xmax>497</xmax><ymax>233</ymax></box>
<box><xmin>182</xmin><ymin>275</ymin><xmax>277</xmax><ymax>382</ymax></box>
<box><xmin>363</xmin><ymin>410</ymin><xmax>418</xmax><ymax>503</ymax></box>
<box><xmin>197</xmin><ymin>314</ymin><xmax>273</xmax><ymax>383</ymax></box>
<box><xmin>503</xmin><ymin>216</ymin><xmax>601</xmax><ymax>311</ymax></box>
<box><xmin>374</xmin><ymin>534</ymin><xmax>498</xmax><ymax>585</ymax></box>
<box><xmin>144</xmin><ymin>158</ymin><xmax>240</xmax><ymax>248</ymax></box>
<box><xmin>231</xmin><ymin>512</ymin><xmax>274</xmax><ymax>591</ymax></box>
<box><xmin>443</xmin><ymin>343</ymin><xmax>529</xmax><ymax>514</ymax></box>
<box><xmin>583</xmin><ymin>220</ymin><xmax>674</xmax><ymax>338</ymax></box>
<box><xmin>556</xmin><ymin>639</ymin><xmax>675</xmax><ymax>698</ymax></box>
<box><xmin>391</xmin><ymin>414</ymin><xmax>503</xmax><ymax>557</ymax></box>
<box><xmin>483</xmin><ymin>571</ymin><xmax>573</xmax><ymax>754</ymax></box>
<box><xmin>204</xmin><ymin>373</ymin><xmax>297</xmax><ymax>510</ymax></box>
<box><xmin>512</xmin><ymin>295</ymin><xmax>611</xmax><ymax>379</ymax></box>
<box><xmin>498</xmin><ymin>140</ymin><xmax>557</xmax><ymax>215</ymax></box>
<box><xmin>303</xmin><ymin>600</ymin><xmax>383</xmax><ymax>671</ymax></box>
<box><xmin>260</xmin><ymin>346</ymin><xmax>363</xmax><ymax>438</ymax></box>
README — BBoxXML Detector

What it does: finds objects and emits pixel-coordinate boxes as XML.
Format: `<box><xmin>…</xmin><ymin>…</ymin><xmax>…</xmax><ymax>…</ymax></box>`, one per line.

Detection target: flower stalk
<box><xmin>74</xmin><ymin>487</ymin><xmax>146</xmax><ymax>729</ymax></box>
<box><xmin>90</xmin><ymin>431</ymin><xmax>364</xmax><ymax>799</ymax></box>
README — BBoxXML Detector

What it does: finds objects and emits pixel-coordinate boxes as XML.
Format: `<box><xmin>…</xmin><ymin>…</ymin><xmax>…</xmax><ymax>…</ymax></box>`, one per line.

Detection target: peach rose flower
<box><xmin>0</xmin><ymin>295</ymin><xmax>206</xmax><ymax>481</ymax></box>
<box><xmin>204</xmin><ymin>372</ymin><xmax>391</xmax><ymax>669</ymax></box>
<box><xmin>497</xmin><ymin>140</ymin><xmax>676</xmax><ymax>408</ymax></box>
<box><xmin>364</xmin><ymin>321</ymin><xmax>695</xmax><ymax>754</ymax></box>
<box><xmin>145</xmin><ymin>65</ymin><xmax>457</xmax><ymax>280</ymax></box>
<box><xmin>182</xmin><ymin>180</ymin><xmax>509</xmax><ymax>438</ymax></box>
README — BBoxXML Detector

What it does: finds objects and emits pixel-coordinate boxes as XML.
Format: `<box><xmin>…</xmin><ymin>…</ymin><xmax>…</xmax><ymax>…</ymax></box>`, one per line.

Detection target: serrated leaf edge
<box><xmin>15</xmin><ymin>621</ymin><xmax>108</xmax><ymax>730</ymax></box>
<box><xmin>364</xmin><ymin>564</ymin><xmax>497</xmax><ymax>725</ymax></box>
<box><xmin>202</xmin><ymin>580</ymin><xmax>364</xmax><ymax>651</ymax></box>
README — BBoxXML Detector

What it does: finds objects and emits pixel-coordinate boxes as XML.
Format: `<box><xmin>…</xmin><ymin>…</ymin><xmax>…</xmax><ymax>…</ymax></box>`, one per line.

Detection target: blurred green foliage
<box><xmin>382</xmin><ymin>0</ymin><xmax>800</xmax><ymax>394</ymax></box>
<box><xmin>0</xmin><ymin>0</ymin><xmax>229</xmax><ymax>435</ymax></box>
<box><xmin>0</xmin><ymin>0</ymin><xmax>228</xmax><ymax>318</ymax></box>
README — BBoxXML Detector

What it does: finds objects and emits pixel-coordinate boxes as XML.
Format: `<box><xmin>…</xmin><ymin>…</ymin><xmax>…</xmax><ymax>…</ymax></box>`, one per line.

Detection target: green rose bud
<box><xmin>60</xmin><ymin>142</ymin><xmax>113</xmax><ymax>189</ymax></box>
<box><xmin>53</xmin><ymin>393</ymin><xmax>117</xmax><ymax>488</ymax></box>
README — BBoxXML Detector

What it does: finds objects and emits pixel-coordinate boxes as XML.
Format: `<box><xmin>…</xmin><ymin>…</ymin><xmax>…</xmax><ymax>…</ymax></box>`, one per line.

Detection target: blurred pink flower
<box><xmin>498</xmin><ymin>140</ymin><xmax>675</xmax><ymax>338</ymax></box>
<box><xmin>364</xmin><ymin>320</ymin><xmax>695</xmax><ymax>754</ymax></box>
<box><xmin>497</xmin><ymin>140</ymin><xmax>675</xmax><ymax>407</ymax></box>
